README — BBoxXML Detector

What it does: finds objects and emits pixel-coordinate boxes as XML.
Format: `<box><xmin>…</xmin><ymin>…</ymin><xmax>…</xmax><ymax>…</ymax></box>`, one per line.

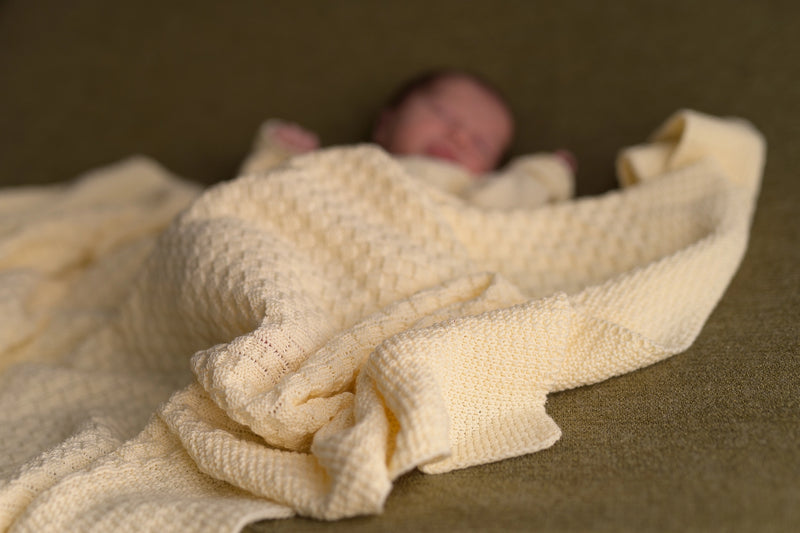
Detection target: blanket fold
<box><xmin>0</xmin><ymin>110</ymin><xmax>765</xmax><ymax>531</ymax></box>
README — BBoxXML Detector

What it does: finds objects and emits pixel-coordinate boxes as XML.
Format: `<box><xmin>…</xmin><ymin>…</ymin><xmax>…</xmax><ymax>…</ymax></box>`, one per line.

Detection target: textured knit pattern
<box><xmin>0</xmin><ymin>111</ymin><xmax>765</xmax><ymax>531</ymax></box>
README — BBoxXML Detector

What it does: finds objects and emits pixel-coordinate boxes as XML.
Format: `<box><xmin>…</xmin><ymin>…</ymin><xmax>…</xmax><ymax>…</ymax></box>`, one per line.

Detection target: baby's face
<box><xmin>374</xmin><ymin>76</ymin><xmax>514</xmax><ymax>174</ymax></box>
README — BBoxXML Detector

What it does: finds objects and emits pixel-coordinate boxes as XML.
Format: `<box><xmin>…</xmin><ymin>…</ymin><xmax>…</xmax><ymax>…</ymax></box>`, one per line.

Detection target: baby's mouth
<box><xmin>425</xmin><ymin>144</ymin><xmax>459</xmax><ymax>163</ymax></box>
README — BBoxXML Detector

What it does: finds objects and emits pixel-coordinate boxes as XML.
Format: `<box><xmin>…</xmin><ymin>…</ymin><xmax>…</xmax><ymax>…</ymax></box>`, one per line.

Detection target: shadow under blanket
<box><xmin>0</xmin><ymin>111</ymin><xmax>765</xmax><ymax>532</ymax></box>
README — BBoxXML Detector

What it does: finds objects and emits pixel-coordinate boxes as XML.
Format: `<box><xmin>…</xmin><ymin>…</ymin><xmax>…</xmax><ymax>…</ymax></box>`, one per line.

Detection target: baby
<box><xmin>243</xmin><ymin>70</ymin><xmax>576</xmax><ymax>208</ymax></box>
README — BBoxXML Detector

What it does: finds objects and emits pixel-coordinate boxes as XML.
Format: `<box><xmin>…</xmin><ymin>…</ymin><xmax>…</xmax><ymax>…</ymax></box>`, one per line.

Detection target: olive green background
<box><xmin>1</xmin><ymin>1</ymin><xmax>797</xmax><ymax>531</ymax></box>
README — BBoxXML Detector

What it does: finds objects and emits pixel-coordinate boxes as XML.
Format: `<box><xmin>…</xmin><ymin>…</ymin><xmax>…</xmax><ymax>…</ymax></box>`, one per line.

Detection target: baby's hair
<box><xmin>382</xmin><ymin>68</ymin><xmax>512</xmax><ymax>115</ymax></box>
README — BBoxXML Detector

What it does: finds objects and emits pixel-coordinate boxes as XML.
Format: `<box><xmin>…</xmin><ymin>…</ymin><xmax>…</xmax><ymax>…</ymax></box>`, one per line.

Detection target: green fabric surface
<box><xmin>1</xmin><ymin>1</ymin><xmax>797</xmax><ymax>531</ymax></box>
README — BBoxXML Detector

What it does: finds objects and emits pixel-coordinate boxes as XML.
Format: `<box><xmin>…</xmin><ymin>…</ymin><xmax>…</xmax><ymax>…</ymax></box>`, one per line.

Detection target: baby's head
<box><xmin>372</xmin><ymin>70</ymin><xmax>514</xmax><ymax>174</ymax></box>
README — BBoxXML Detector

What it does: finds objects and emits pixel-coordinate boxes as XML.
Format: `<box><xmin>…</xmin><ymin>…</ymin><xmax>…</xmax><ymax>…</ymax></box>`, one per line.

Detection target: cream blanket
<box><xmin>0</xmin><ymin>111</ymin><xmax>765</xmax><ymax>531</ymax></box>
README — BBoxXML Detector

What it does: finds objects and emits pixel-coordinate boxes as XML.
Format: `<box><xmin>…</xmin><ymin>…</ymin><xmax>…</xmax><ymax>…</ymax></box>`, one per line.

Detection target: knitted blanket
<box><xmin>0</xmin><ymin>111</ymin><xmax>765</xmax><ymax>532</ymax></box>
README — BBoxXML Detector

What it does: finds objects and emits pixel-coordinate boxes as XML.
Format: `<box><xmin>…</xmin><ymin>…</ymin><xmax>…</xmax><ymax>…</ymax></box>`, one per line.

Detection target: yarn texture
<box><xmin>0</xmin><ymin>111</ymin><xmax>765</xmax><ymax>531</ymax></box>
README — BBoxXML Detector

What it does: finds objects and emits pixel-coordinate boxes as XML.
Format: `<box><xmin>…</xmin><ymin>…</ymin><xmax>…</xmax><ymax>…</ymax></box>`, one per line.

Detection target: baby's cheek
<box><xmin>412</xmin><ymin>121</ymin><xmax>447</xmax><ymax>147</ymax></box>
<box><xmin>461</xmin><ymin>150</ymin><xmax>488</xmax><ymax>175</ymax></box>
<box><xmin>393</xmin><ymin>125</ymin><xmax>428</xmax><ymax>154</ymax></box>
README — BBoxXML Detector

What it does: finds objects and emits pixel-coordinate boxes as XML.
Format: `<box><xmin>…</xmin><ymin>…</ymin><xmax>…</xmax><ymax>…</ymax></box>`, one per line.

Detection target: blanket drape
<box><xmin>0</xmin><ymin>111</ymin><xmax>765</xmax><ymax>531</ymax></box>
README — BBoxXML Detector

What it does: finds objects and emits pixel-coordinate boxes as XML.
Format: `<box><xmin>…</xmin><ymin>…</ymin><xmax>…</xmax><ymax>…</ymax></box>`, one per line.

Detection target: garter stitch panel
<box><xmin>0</xmin><ymin>111</ymin><xmax>765</xmax><ymax>531</ymax></box>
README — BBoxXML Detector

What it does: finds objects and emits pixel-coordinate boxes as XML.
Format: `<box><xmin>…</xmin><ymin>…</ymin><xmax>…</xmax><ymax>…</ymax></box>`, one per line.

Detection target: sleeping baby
<box><xmin>241</xmin><ymin>70</ymin><xmax>577</xmax><ymax>209</ymax></box>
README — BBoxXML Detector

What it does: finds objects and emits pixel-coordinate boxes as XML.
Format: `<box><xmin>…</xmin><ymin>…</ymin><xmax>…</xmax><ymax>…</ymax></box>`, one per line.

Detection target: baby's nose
<box><xmin>448</xmin><ymin>125</ymin><xmax>471</xmax><ymax>146</ymax></box>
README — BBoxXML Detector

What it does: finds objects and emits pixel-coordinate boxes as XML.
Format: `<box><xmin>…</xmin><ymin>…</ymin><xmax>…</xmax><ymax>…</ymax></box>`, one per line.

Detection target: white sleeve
<box><xmin>463</xmin><ymin>153</ymin><xmax>575</xmax><ymax>209</ymax></box>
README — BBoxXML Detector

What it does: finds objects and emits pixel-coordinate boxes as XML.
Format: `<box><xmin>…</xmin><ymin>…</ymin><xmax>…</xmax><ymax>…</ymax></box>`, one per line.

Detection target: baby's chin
<box><xmin>424</xmin><ymin>144</ymin><xmax>460</xmax><ymax>163</ymax></box>
<box><xmin>390</xmin><ymin>141</ymin><xmax>483</xmax><ymax>174</ymax></box>
<box><xmin>423</xmin><ymin>145</ymin><xmax>484</xmax><ymax>174</ymax></box>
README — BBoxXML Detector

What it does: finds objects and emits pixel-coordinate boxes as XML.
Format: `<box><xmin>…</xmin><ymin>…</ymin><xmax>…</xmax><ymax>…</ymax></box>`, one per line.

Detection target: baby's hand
<box><xmin>554</xmin><ymin>149</ymin><xmax>578</xmax><ymax>173</ymax></box>
<box><xmin>261</xmin><ymin>120</ymin><xmax>320</xmax><ymax>154</ymax></box>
